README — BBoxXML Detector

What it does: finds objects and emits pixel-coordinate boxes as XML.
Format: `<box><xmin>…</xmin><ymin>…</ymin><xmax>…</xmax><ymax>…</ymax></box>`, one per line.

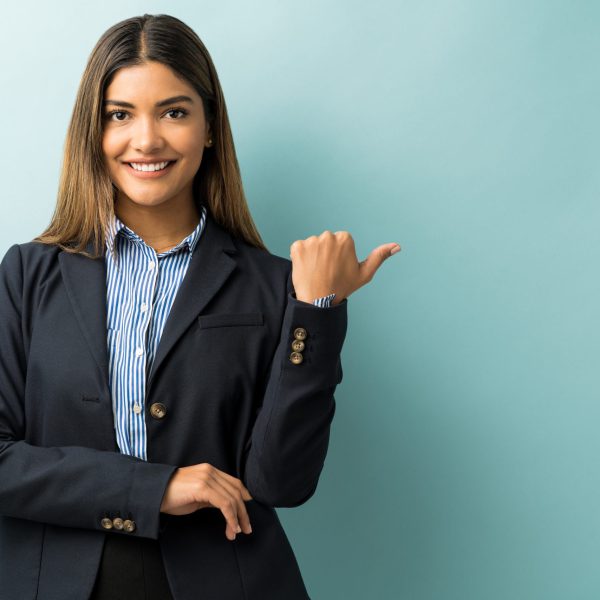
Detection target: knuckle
<box><xmin>193</xmin><ymin>480</ymin><xmax>206</xmax><ymax>495</ymax></box>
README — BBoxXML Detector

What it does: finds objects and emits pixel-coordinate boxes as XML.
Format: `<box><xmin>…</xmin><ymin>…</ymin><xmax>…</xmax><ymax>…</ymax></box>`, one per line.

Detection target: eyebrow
<box><xmin>102</xmin><ymin>95</ymin><xmax>195</xmax><ymax>108</ymax></box>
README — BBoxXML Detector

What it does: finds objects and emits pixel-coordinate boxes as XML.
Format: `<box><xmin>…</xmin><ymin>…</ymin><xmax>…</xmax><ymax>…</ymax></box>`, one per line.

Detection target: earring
<box><xmin>207</xmin><ymin>138</ymin><xmax>213</xmax><ymax>147</ymax></box>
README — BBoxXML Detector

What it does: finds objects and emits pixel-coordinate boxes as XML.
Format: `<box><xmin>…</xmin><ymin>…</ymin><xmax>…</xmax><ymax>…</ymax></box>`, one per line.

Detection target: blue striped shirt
<box><xmin>104</xmin><ymin>204</ymin><xmax>336</xmax><ymax>460</ymax></box>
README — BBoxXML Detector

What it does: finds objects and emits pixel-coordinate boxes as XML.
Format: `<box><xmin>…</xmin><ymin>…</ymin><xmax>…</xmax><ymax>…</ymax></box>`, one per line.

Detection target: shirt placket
<box><xmin>129</xmin><ymin>241</ymin><xmax>158</xmax><ymax>461</ymax></box>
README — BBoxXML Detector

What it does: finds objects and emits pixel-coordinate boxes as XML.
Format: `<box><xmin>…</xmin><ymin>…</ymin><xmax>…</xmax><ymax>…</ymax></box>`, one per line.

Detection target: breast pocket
<box><xmin>197</xmin><ymin>312</ymin><xmax>264</xmax><ymax>329</ymax></box>
<box><xmin>193</xmin><ymin>311</ymin><xmax>267</xmax><ymax>392</ymax></box>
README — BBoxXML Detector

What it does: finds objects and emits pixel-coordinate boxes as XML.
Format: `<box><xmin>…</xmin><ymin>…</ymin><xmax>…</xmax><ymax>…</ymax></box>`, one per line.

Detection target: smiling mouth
<box><xmin>126</xmin><ymin>160</ymin><xmax>176</xmax><ymax>172</ymax></box>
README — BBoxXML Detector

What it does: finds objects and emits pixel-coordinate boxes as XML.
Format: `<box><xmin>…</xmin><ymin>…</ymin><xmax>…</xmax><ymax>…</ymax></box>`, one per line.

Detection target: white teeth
<box><xmin>129</xmin><ymin>161</ymin><xmax>171</xmax><ymax>172</ymax></box>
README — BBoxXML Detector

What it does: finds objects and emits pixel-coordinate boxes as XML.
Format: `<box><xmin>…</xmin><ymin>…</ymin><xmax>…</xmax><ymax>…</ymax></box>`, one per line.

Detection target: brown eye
<box><xmin>104</xmin><ymin>110</ymin><xmax>128</xmax><ymax>121</ymax></box>
<box><xmin>165</xmin><ymin>108</ymin><xmax>188</xmax><ymax>119</ymax></box>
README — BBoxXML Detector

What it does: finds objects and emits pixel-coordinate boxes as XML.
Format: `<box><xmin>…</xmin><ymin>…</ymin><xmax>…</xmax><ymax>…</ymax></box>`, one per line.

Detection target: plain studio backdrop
<box><xmin>1</xmin><ymin>1</ymin><xmax>599</xmax><ymax>598</ymax></box>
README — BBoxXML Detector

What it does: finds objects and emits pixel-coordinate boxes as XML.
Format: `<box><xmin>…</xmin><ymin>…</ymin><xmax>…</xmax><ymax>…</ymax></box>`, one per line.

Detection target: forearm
<box><xmin>0</xmin><ymin>438</ymin><xmax>177</xmax><ymax>539</ymax></box>
<box><xmin>244</xmin><ymin>281</ymin><xmax>347</xmax><ymax>507</ymax></box>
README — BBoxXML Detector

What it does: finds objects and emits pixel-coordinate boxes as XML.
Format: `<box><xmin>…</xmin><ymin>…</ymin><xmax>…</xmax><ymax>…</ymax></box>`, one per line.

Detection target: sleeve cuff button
<box><xmin>289</xmin><ymin>351</ymin><xmax>304</xmax><ymax>365</ymax></box>
<box><xmin>123</xmin><ymin>519</ymin><xmax>136</xmax><ymax>533</ymax></box>
<box><xmin>293</xmin><ymin>327</ymin><xmax>307</xmax><ymax>340</ymax></box>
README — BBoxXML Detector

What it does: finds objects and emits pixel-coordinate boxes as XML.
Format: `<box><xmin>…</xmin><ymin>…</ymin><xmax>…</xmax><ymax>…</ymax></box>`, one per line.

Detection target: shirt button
<box><xmin>112</xmin><ymin>517</ymin><xmax>124</xmax><ymax>530</ymax></box>
<box><xmin>133</xmin><ymin>404</ymin><xmax>142</xmax><ymax>415</ymax></box>
<box><xmin>101</xmin><ymin>518</ymin><xmax>113</xmax><ymax>530</ymax></box>
<box><xmin>140</xmin><ymin>302</ymin><xmax>148</xmax><ymax>312</ymax></box>
<box><xmin>135</xmin><ymin>347</ymin><xmax>143</xmax><ymax>357</ymax></box>
<box><xmin>148</xmin><ymin>261</ymin><xmax>155</xmax><ymax>270</ymax></box>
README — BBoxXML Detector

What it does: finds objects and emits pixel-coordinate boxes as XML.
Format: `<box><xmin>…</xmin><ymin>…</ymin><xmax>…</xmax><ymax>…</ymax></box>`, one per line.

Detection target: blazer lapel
<box><xmin>146</xmin><ymin>211</ymin><xmax>238</xmax><ymax>391</ymax></box>
<box><xmin>58</xmin><ymin>240</ymin><xmax>111</xmax><ymax>402</ymax></box>
<box><xmin>58</xmin><ymin>209</ymin><xmax>239</xmax><ymax>402</ymax></box>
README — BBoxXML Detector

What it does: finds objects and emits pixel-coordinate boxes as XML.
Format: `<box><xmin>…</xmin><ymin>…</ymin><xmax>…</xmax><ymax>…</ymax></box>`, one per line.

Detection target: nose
<box><xmin>131</xmin><ymin>115</ymin><xmax>166</xmax><ymax>154</ymax></box>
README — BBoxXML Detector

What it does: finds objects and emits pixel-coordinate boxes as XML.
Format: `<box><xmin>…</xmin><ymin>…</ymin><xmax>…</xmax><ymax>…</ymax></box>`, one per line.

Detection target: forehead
<box><xmin>105</xmin><ymin>61</ymin><xmax>197</xmax><ymax>101</ymax></box>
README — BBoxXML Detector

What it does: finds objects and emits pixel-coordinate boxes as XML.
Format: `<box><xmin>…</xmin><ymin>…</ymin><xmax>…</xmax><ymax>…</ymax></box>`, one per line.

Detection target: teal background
<box><xmin>2</xmin><ymin>1</ymin><xmax>599</xmax><ymax>598</ymax></box>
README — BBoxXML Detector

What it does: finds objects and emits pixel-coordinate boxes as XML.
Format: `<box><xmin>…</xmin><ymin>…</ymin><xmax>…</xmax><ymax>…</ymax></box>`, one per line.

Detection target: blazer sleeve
<box><xmin>243</xmin><ymin>263</ymin><xmax>348</xmax><ymax>507</ymax></box>
<box><xmin>0</xmin><ymin>244</ymin><xmax>177</xmax><ymax>540</ymax></box>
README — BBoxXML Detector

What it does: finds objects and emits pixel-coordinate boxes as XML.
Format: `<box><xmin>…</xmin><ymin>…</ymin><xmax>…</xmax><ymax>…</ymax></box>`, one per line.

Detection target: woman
<box><xmin>0</xmin><ymin>13</ymin><xmax>400</xmax><ymax>600</ymax></box>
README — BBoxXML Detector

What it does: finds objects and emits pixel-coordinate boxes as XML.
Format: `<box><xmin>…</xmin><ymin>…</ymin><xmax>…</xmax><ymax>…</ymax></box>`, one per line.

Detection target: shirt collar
<box><xmin>105</xmin><ymin>204</ymin><xmax>207</xmax><ymax>263</ymax></box>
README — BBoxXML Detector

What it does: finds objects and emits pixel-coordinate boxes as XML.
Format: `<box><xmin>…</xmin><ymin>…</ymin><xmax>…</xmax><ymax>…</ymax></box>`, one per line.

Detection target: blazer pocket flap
<box><xmin>197</xmin><ymin>311</ymin><xmax>264</xmax><ymax>329</ymax></box>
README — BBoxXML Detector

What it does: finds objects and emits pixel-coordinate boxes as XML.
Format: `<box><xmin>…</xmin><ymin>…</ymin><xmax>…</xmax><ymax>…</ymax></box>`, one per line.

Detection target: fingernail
<box><xmin>248</xmin><ymin>524</ymin><xmax>253</xmax><ymax>533</ymax></box>
<box><xmin>390</xmin><ymin>245</ymin><xmax>401</xmax><ymax>255</ymax></box>
<box><xmin>236</xmin><ymin>525</ymin><xmax>242</xmax><ymax>533</ymax></box>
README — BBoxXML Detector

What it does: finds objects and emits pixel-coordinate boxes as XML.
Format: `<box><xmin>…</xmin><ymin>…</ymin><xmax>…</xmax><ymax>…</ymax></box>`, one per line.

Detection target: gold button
<box><xmin>149</xmin><ymin>402</ymin><xmax>167</xmax><ymax>419</ymax></box>
<box><xmin>291</xmin><ymin>339</ymin><xmax>305</xmax><ymax>352</ymax></box>
<box><xmin>101</xmin><ymin>518</ymin><xmax>113</xmax><ymax>530</ymax></box>
<box><xmin>293</xmin><ymin>327</ymin><xmax>307</xmax><ymax>341</ymax></box>
<box><xmin>289</xmin><ymin>351</ymin><xmax>303</xmax><ymax>365</ymax></box>
<box><xmin>123</xmin><ymin>519</ymin><xmax>136</xmax><ymax>533</ymax></box>
<box><xmin>112</xmin><ymin>517</ymin><xmax>124</xmax><ymax>530</ymax></box>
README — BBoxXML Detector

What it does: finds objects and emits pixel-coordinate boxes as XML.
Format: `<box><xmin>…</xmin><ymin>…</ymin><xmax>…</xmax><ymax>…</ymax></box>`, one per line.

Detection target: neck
<box><xmin>114</xmin><ymin>192</ymin><xmax>200</xmax><ymax>253</ymax></box>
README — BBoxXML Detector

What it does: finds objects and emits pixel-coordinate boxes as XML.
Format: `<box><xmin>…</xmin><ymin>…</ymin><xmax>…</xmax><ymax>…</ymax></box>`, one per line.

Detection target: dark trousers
<box><xmin>89</xmin><ymin>533</ymin><xmax>174</xmax><ymax>600</ymax></box>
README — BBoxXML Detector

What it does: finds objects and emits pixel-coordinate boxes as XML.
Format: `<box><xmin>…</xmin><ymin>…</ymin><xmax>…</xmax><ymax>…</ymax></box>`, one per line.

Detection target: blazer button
<box><xmin>112</xmin><ymin>517</ymin><xmax>124</xmax><ymax>530</ymax></box>
<box><xmin>293</xmin><ymin>327</ymin><xmax>307</xmax><ymax>341</ymax></box>
<box><xmin>289</xmin><ymin>351</ymin><xmax>304</xmax><ymax>365</ymax></box>
<box><xmin>123</xmin><ymin>519</ymin><xmax>136</xmax><ymax>533</ymax></box>
<box><xmin>101</xmin><ymin>518</ymin><xmax>113</xmax><ymax>530</ymax></box>
<box><xmin>291</xmin><ymin>339</ymin><xmax>305</xmax><ymax>352</ymax></box>
<box><xmin>149</xmin><ymin>402</ymin><xmax>167</xmax><ymax>419</ymax></box>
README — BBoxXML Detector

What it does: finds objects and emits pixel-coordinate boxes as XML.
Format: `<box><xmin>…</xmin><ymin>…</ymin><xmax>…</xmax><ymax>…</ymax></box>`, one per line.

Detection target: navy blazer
<box><xmin>0</xmin><ymin>208</ymin><xmax>348</xmax><ymax>600</ymax></box>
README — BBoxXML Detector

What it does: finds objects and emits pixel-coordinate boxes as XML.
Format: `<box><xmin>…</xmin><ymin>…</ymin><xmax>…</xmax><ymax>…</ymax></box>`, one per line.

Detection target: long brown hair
<box><xmin>35</xmin><ymin>13</ymin><xmax>267</xmax><ymax>258</ymax></box>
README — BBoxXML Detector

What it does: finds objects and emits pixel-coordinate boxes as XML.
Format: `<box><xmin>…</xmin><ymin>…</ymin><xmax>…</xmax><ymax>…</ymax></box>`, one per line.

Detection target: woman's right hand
<box><xmin>159</xmin><ymin>463</ymin><xmax>253</xmax><ymax>540</ymax></box>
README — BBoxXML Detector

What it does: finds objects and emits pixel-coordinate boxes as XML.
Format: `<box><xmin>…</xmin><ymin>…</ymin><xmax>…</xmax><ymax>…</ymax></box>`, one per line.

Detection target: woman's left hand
<box><xmin>290</xmin><ymin>231</ymin><xmax>400</xmax><ymax>305</ymax></box>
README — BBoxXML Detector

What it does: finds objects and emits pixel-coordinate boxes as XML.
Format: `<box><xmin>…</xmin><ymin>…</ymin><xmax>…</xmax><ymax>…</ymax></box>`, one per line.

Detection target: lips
<box><xmin>124</xmin><ymin>160</ymin><xmax>177</xmax><ymax>178</ymax></box>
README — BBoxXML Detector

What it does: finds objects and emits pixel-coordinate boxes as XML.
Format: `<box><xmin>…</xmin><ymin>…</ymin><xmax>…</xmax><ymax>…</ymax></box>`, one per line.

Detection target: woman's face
<box><xmin>102</xmin><ymin>60</ymin><xmax>211</xmax><ymax>211</ymax></box>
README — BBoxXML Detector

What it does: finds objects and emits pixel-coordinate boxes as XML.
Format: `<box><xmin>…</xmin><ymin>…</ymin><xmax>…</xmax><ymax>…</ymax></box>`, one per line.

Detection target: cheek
<box><xmin>101</xmin><ymin>132</ymin><xmax>118</xmax><ymax>161</ymax></box>
<box><xmin>175</xmin><ymin>125</ymin><xmax>206</xmax><ymax>160</ymax></box>
<box><xmin>101</xmin><ymin>136</ymin><xmax>122</xmax><ymax>183</ymax></box>
<box><xmin>188</xmin><ymin>146</ymin><xmax>205</xmax><ymax>170</ymax></box>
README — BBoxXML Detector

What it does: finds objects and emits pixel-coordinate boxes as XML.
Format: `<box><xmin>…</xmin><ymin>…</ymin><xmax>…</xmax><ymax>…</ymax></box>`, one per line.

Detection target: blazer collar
<box><xmin>58</xmin><ymin>208</ymin><xmax>239</xmax><ymax>402</ymax></box>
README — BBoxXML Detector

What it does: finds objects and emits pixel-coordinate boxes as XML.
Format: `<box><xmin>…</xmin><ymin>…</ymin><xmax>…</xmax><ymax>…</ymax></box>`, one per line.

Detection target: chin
<box><xmin>117</xmin><ymin>188</ymin><xmax>170</xmax><ymax>204</ymax></box>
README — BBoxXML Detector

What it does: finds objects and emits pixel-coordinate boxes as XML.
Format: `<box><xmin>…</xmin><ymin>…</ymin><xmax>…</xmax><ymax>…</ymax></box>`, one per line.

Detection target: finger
<box><xmin>208</xmin><ymin>474</ymin><xmax>252</xmax><ymax>537</ymax></box>
<box><xmin>359</xmin><ymin>243</ymin><xmax>401</xmax><ymax>284</ymax></box>
<box><xmin>213</xmin><ymin>493</ymin><xmax>242</xmax><ymax>541</ymax></box>
<box><xmin>210</xmin><ymin>473</ymin><xmax>253</xmax><ymax>534</ymax></box>
<box><xmin>201</xmin><ymin>482</ymin><xmax>241</xmax><ymax>540</ymax></box>
<box><xmin>334</xmin><ymin>231</ymin><xmax>355</xmax><ymax>249</ymax></box>
<box><xmin>214</xmin><ymin>469</ymin><xmax>253</xmax><ymax>501</ymax></box>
